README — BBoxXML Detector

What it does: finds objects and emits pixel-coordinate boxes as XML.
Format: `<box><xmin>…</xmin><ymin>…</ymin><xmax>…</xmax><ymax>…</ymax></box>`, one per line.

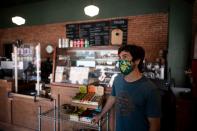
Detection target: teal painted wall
<box><xmin>168</xmin><ymin>0</ymin><xmax>193</xmax><ymax>86</ymax></box>
<box><xmin>0</xmin><ymin>0</ymin><xmax>169</xmax><ymax>28</ymax></box>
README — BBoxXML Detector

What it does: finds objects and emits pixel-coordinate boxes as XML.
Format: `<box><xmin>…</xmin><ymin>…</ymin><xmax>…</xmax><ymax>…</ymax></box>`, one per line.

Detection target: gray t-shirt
<box><xmin>111</xmin><ymin>75</ymin><xmax>161</xmax><ymax>131</ymax></box>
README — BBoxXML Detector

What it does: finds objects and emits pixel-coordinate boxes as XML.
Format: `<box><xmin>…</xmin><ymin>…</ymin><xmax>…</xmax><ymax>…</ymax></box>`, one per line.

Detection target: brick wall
<box><xmin>127</xmin><ymin>13</ymin><xmax>168</xmax><ymax>61</ymax></box>
<box><xmin>0</xmin><ymin>24</ymin><xmax>66</xmax><ymax>59</ymax></box>
<box><xmin>0</xmin><ymin>13</ymin><xmax>168</xmax><ymax>62</ymax></box>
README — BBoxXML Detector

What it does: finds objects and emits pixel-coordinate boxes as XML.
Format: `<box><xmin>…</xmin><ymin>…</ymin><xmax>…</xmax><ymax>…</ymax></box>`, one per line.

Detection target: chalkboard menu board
<box><xmin>66</xmin><ymin>19</ymin><xmax>128</xmax><ymax>46</ymax></box>
<box><xmin>66</xmin><ymin>24</ymin><xmax>79</xmax><ymax>39</ymax></box>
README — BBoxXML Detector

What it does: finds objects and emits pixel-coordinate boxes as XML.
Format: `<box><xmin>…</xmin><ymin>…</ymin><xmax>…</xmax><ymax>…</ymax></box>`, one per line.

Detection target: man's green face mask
<box><xmin>118</xmin><ymin>60</ymin><xmax>133</xmax><ymax>75</ymax></box>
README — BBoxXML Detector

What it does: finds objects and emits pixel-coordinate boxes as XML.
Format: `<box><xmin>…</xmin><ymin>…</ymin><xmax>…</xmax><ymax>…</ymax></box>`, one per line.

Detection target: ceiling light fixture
<box><xmin>84</xmin><ymin>4</ymin><xmax>99</xmax><ymax>17</ymax></box>
<box><xmin>12</xmin><ymin>16</ymin><xmax>26</xmax><ymax>25</ymax></box>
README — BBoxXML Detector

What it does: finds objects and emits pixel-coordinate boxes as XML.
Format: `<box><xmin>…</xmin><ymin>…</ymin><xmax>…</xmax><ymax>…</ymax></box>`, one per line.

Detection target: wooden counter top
<box><xmin>9</xmin><ymin>92</ymin><xmax>53</xmax><ymax>102</ymax></box>
<box><xmin>50</xmin><ymin>82</ymin><xmax>112</xmax><ymax>94</ymax></box>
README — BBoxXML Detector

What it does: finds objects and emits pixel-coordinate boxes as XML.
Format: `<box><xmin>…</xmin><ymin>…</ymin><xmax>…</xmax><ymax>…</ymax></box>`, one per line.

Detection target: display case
<box><xmin>12</xmin><ymin>43</ymin><xmax>42</xmax><ymax>95</ymax></box>
<box><xmin>52</xmin><ymin>46</ymin><xmax>120</xmax><ymax>88</ymax></box>
<box><xmin>46</xmin><ymin>46</ymin><xmax>118</xmax><ymax>131</ymax></box>
<box><xmin>0</xmin><ymin>44</ymin><xmax>35</xmax><ymax>80</ymax></box>
<box><xmin>15</xmin><ymin>44</ymin><xmax>37</xmax><ymax>81</ymax></box>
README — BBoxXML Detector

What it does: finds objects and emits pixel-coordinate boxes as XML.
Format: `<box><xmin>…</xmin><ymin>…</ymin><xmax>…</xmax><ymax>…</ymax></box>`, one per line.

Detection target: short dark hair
<box><xmin>118</xmin><ymin>44</ymin><xmax>145</xmax><ymax>72</ymax></box>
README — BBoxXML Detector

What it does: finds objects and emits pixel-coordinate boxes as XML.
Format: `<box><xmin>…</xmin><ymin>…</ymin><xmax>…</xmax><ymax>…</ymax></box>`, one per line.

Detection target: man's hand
<box><xmin>92</xmin><ymin>96</ymin><xmax>116</xmax><ymax>124</ymax></box>
<box><xmin>92</xmin><ymin>114</ymin><xmax>102</xmax><ymax>124</ymax></box>
<box><xmin>148</xmin><ymin>117</ymin><xmax>160</xmax><ymax>131</ymax></box>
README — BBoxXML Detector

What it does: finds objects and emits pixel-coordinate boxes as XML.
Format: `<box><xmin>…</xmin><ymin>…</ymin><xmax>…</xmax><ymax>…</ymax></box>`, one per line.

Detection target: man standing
<box><xmin>92</xmin><ymin>45</ymin><xmax>161</xmax><ymax>131</ymax></box>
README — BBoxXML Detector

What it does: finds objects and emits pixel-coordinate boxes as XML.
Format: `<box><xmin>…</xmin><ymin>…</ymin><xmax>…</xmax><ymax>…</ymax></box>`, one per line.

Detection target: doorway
<box><xmin>3</xmin><ymin>43</ymin><xmax>13</xmax><ymax>60</ymax></box>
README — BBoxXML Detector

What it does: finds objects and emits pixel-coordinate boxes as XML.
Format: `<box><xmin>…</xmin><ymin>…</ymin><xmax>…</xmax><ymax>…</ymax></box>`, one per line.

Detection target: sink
<box><xmin>171</xmin><ymin>87</ymin><xmax>191</xmax><ymax>97</ymax></box>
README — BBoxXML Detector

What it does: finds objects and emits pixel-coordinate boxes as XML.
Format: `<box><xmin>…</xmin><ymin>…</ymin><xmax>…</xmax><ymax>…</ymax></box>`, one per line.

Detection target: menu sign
<box><xmin>66</xmin><ymin>19</ymin><xmax>128</xmax><ymax>45</ymax></box>
<box><xmin>66</xmin><ymin>24</ymin><xmax>79</xmax><ymax>39</ymax></box>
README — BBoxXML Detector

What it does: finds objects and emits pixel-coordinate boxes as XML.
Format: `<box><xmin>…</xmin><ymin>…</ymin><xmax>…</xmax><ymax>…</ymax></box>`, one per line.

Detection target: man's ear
<box><xmin>134</xmin><ymin>59</ymin><xmax>140</xmax><ymax>65</ymax></box>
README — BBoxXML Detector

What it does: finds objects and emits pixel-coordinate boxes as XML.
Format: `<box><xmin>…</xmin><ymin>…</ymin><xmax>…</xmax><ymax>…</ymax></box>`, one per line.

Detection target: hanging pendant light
<box><xmin>84</xmin><ymin>4</ymin><xmax>99</xmax><ymax>17</ymax></box>
<box><xmin>12</xmin><ymin>16</ymin><xmax>26</xmax><ymax>25</ymax></box>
